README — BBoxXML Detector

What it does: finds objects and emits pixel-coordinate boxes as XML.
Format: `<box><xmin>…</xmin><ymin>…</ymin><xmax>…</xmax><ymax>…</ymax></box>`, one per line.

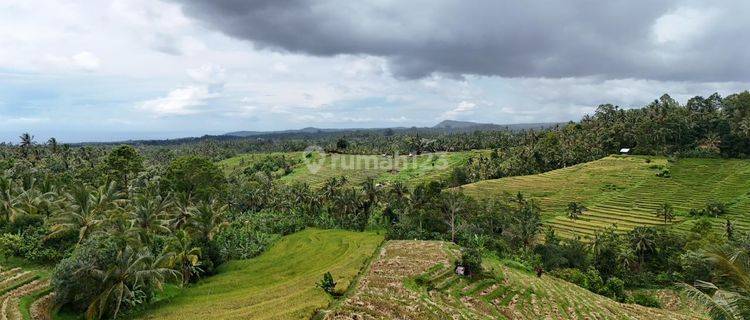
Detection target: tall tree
<box><xmin>163</xmin><ymin>230</ymin><xmax>202</xmax><ymax>285</ymax></box>
<box><xmin>104</xmin><ymin>145</ymin><xmax>143</xmax><ymax>190</ymax></box>
<box><xmin>19</xmin><ymin>132</ymin><xmax>34</xmax><ymax>159</ymax></box>
<box><xmin>80</xmin><ymin>246</ymin><xmax>176</xmax><ymax>320</ymax></box>
<box><xmin>165</xmin><ymin>156</ymin><xmax>226</xmax><ymax>201</ymax></box>
<box><xmin>567</xmin><ymin>201</ymin><xmax>586</xmax><ymax>220</ymax></box>
<box><xmin>655</xmin><ymin>203</ymin><xmax>675</xmax><ymax>224</ymax></box>
<box><xmin>190</xmin><ymin>199</ymin><xmax>228</xmax><ymax>242</ymax></box>
<box><xmin>440</xmin><ymin>191</ymin><xmax>468</xmax><ymax>243</ymax></box>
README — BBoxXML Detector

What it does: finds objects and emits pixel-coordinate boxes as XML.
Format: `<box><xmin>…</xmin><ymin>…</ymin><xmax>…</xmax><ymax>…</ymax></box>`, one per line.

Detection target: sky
<box><xmin>1</xmin><ymin>0</ymin><xmax>749</xmax><ymax>143</ymax></box>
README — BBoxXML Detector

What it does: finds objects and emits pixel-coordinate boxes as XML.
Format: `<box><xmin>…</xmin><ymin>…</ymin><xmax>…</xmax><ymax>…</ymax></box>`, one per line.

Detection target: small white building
<box><xmin>619</xmin><ymin>148</ymin><xmax>631</xmax><ymax>154</ymax></box>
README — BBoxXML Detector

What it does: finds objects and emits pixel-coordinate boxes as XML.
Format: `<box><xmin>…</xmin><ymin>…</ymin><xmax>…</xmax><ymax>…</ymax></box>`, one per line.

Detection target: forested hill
<box><xmin>224</xmin><ymin>120</ymin><xmax>560</xmax><ymax>137</ymax></box>
<box><xmin>70</xmin><ymin>120</ymin><xmax>558</xmax><ymax>147</ymax></box>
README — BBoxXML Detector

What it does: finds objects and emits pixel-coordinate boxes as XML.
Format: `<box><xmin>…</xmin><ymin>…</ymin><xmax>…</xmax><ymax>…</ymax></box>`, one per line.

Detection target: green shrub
<box><xmin>680</xmin><ymin>250</ymin><xmax>713</xmax><ymax>283</ymax></box>
<box><xmin>689</xmin><ymin>218</ymin><xmax>713</xmax><ymax>234</ymax></box>
<box><xmin>551</xmin><ymin>268</ymin><xmax>588</xmax><ymax>288</ymax></box>
<box><xmin>242</xmin><ymin>155</ymin><xmax>299</xmax><ymax>178</ymax></box>
<box><xmin>214</xmin><ymin>226</ymin><xmax>281</xmax><ymax>261</ymax></box>
<box><xmin>317</xmin><ymin>272</ymin><xmax>337</xmax><ymax>296</ymax></box>
<box><xmin>704</xmin><ymin>201</ymin><xmax>727</xmax><ymax>217</ymax></box>
<box><xmin>603</xmin><ymin>277</ymin><xmax>626</xmax><ymax>302</ymax></box>
<box><xmin>656</xmin><ymin>168</ymin><xmax>671</xmax><ymax>178</ymax></box>
<box><xmin>585</xmin><ymin>268</ymin><xmax>605</xmax><ymax>293</ymax></box>
<box><xmin>632</xmin><ymin>292</ymin><xmax>661</xmax><ymax>308</ymax></box>
<box><xmin>0</xmin><ymin>233</ymin><xmax>24</xmax><ymax>257</ymax></box>
<box><xmin>0</xmin><ymin>226</ymin><xmax>74</xmax><ymax>263</ymax></box>
<box><xmin>52</xmin><ymin>235</ymin><xmax>119</xmax><ymax>311</ymax></box>
<box><xmin>459</xmin><ymin>247</ymin><xmax>483</xmax><ymax>276</ymax></box>
<box><xmin>9</xmin><ymin>214</ymin><xmax>44</xmax><ymax>232</ymax></box>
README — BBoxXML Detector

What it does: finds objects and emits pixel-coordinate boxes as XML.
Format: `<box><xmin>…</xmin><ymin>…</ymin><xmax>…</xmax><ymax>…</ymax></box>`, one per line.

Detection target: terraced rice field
<box><xmin>0</xmin><ymin>265</ymin><xmax>51</xmax><ymax>320</ymax></box>
<box><xmin>324</xmin><ymin>240</ymin><xmax>704</xmax><ymax>319</ymax></box>
<box><xmin>219</xmin><ymin>151</ymin><xmax>479</xmax><ymax>188</ymax></box>
<box><xmin>462</xmin><ymin>156</ymin><xmax>750</xmax><ymax>239</ymax></box>
<box><xmin>138</xmin><ymin>228</ymin><xmax>383</xmax><ymax>320</ymax></box>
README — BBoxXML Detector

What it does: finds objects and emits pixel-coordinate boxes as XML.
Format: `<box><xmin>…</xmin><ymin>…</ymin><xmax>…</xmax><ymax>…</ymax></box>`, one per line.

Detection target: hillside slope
<box><xmin>324</xmin><ymin>240</ymin><xmax>704</xmax><ymax>319</ymax></box>
<box><xmin>219</xmin><ymin>151</ymin><xmax>479</xmax><ymax>188</ymax></box>
<box><xmin>461</xmin><ymin>155</ymin><xmax>750</xmax><ymax>239</ymax></box>
<box><xmin>138</xmin><ymin>229</ymin><xmax>383</xmax><ymax>320</ymax></box>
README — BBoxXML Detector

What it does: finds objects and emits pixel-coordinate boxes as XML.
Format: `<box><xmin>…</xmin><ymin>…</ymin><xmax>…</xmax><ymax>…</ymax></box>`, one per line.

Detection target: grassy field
<box><xmin>461</xmin><ymin>155</ymin><xmax>750</xmax><ymax>239</ymax></box>
<box><xmin>324</xmin><ymin>240</ymin><xmax>704</xmax><ymax>319</ymax></box>
<box><xmin>220</xmin><ymin>151</ymin><xmax>480</xmax><ymax>188</ymax></box>
<box><xmin>138</xmin><ymin>228</ymin><xmax>383</xmax><ymax>320</ymax></box>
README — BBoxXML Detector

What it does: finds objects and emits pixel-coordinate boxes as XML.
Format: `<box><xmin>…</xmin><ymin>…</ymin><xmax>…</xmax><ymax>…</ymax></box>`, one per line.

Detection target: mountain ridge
<box><xmin>225</xmin><ymin>120</ymin><xmax>562</xmax><ymax>137</ymax></box>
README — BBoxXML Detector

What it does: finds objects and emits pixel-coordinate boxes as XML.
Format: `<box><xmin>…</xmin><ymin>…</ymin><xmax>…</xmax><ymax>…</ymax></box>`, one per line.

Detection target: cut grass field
<box><xmin>220</xmin><ymin>151</ymin><xmax>480</xmax><ymax>188</ymax></box>
<box><xmin>461</xmin><ymin>155</ymin><xmax>750</xmax><ymax>239</ymax></box>
<box><xmin>324</xmin><ymin>240</ymin><xmax>704</xmax><ymax>319</ymax></box>
<box><xmin>138</xmin><ymin>228</ymin><xmax>383</xmax><ymax>320</ymax></box>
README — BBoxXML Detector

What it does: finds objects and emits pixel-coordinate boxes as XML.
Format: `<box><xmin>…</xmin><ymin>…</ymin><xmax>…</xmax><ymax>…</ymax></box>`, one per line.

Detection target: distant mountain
<box><xmin>433</xmin><ymin>120</ymin><xmax>502</xmax><ymax>129</ymax></box>
<box><xmin>225</xmin><ymin>120</ymin><xmax>563</xmax><ymax>137</ymax></box>
<box><xmin>225</xmin><ymin>127</ymin><xmax>345</xmax><ymax>137</ymax></box>
<box><xmin>74</xmin><ymin>120</ymin><xmax>563</xmax><ymax>146</ymax></box>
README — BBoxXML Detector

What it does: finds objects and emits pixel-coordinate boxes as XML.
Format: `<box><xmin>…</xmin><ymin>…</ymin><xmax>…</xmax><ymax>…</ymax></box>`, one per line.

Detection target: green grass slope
<box><xmin>138</xmin><ymin>229</ymin><xmax>383</xmax><ymax>320</ymax></box>
<box><xmin>461</xmin><ymin>155</ymin><xmax>750</xmax><ymax>239</ymax></box>
<box><xmin>220</xmin><ymin>151</ymin><xmax>479</xmax><ymax>188</ymax></box>
<box><xmin>324</xmin><ymin>240</ymin><xmax>704</xmax><ymax>319</ymax></box>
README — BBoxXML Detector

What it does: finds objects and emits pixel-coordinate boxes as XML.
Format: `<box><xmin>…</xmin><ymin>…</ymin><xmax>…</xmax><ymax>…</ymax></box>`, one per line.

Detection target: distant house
<box><xmin>620</xmin><ymin>148</ymin><xmax>631</xmax><ymax>154</ymax></box>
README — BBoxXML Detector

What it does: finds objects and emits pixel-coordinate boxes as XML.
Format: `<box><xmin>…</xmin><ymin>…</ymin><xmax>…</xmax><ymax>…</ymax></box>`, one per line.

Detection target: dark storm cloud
<box><xmin>172</xmin><ymin>0</ymin><xmax>750</xmax><ymax>81</ymax></box>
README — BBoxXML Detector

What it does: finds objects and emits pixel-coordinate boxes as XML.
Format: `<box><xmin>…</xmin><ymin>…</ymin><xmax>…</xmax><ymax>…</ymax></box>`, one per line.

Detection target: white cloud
<box><xmin>2</xmin><ymin>0</ymin><xmax>749</xmax><ymax>138</ymax></box>
<box><xmin>272</xmin><ymin>62</ymin><xmax>290</xmax><ymax>73</ymax></box>
<box><xmin>653</xmin><ymin>7</ymin><xmax>717</xmax><ymax>44</ymax></box>
<box><xmin>72</xmin><ymin>51</ymin><xmax>100</xmax><ymax>71</ymax></box>
<box><xmin>138</xmin><ymin>85</ymin><xmax>215</xmax><ymax>116</ymax></box>
<box><xmin>441</xmin><ymin>101</ymin><xmax>476</xmax><ymax>119</ymax></box>
<box><xmin>0</xmin><ymin>117</ymin><xmax>49</xmax><ymax>125</ymax></box>
<box><xmin>187</xmin><ymin>64</ymin><xmax>226</xmax><ymax>85</ymax></box>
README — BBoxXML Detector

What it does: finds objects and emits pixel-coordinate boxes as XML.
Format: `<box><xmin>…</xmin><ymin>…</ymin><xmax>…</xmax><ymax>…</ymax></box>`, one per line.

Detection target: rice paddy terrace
<box><xmin>323</xmin><ymin>240</ymin><xmax>704</xmax><ymax>319</ymax></box>
<box><xmin>219</xmin><ymin>151</ymin><xmax>479</xmax><ymax>188</ymax></box>
<box><xmin>461</xmin><ymin>155</ymin><xmax>750</xmax><ymax>239</ymax></box>
<box><xmin>0</xmin><ymin>263</ymin><xmax>52</xmax><ymax>320</ymax></box>
<box><xmin>138</xmin><ymin>228</ymin><xmax>383</xmax><ymax>320</ymax></box>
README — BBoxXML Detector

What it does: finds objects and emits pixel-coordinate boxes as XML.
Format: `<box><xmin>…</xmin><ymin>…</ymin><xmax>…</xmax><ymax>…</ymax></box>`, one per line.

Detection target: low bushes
<box><xmin>632</xmin><ymin>291</ymin><xmax>661</xmax><ymax>308</ymax></box>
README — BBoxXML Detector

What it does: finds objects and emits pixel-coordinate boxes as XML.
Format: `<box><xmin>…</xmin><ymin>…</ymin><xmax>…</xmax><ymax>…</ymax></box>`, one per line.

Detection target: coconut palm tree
<box><xmin>567</xmin><ymin>201</ymin><xmax>586</xmax><ymax>220</ymax></box>
<box><xmin>629</xmin><ymin>227</ymin><xmax>656</xmax><ymax>271</ymax></box>
<box><xmin>390</xmin><ymin>181</ymin><xmax>409</xmax><ymax>203</ymax></box>
<box><xmin>360</xmin><ymin>177</ymin><xmax>380</xmax><ymax>218</ymax></box>
<box><xmin>81</xmin><ymin>246</ymin><xmax>177</xmax><ymax>320</ymax></box>
<box><xmin>47</xmin><ymin>137</ymin><xmax>59</xmax><ymax>154</ymax></box>
<box><xmin>680</xmin><ymin>244</ymin><xmax>750</xmax><ymax>320</ymax></box>
<box><xmin>49</xmin><ymin>182</ymin><xmax>122</xmax><ymax>244</ymax></box>
<box><xmin>18</xmin><ymin>132</ymin><xmax>34</xmax><ymax>158</ymax></box>
<box><xmin>171</xmin><ymin>192</ymin><xmax>194</xmax><ymax>230</ymax></box>
<box><xmin>131</xmin><ymin>194</ymin><xmax>171</xmax><ymax>246</ymax></box>
<box><xmin>100</xmin><ymin>209</ymin><xmax>138</xmax><ymax>247</ymax></box>
<box><xmin>163</xmin><ymin>230</ymin><xmax>202</xmax><ymax>284</ymax></box>
<box><xmin>0</xmin><ymin>176</ymin><xmax>19</xmax><ymax>222</ymax></box>
<box><xmin>656</xmin><ymin>203</ymin><xmax>675</xmax><ymax>224</ymax></box>
<box><xmin>190</xmin><ymin>198</ymin><xmax>228</xmax><ymax>242</ymax></box>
